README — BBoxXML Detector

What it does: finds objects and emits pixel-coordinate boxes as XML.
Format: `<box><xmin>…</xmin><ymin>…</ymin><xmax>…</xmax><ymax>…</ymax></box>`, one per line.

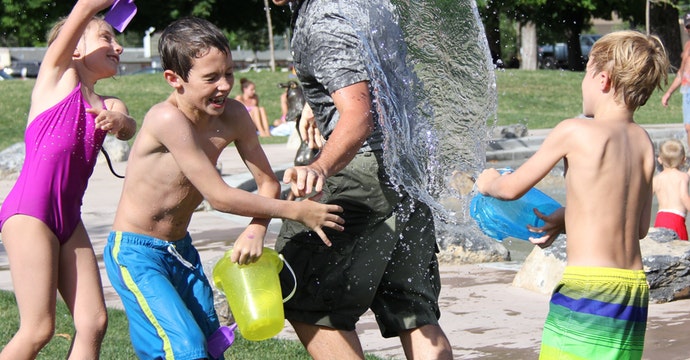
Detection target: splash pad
<box><xmin>341</xmin><ymin>0</ymin><xmax>501</xmax><ymax>261</ymax></box>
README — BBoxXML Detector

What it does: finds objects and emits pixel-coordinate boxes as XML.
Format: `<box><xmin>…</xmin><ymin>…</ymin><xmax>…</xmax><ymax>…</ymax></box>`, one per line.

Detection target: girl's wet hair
<box><xmin>158</xmin><ymin>17</ymin><xmax>231</xmax><ymax>81</ymax></box>
<box><xmin>588</xmin><ymin>30</ymin><xmax>670</xmax><ymax>111</ymax></box>
<box><xmin>46</xmin><ymin>16</ymin><xmax>109</xmax><ymax>46</ymax></box>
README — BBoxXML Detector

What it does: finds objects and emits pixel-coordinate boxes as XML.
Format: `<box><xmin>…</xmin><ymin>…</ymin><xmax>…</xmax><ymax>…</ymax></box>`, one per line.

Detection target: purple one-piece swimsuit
<box><xmin>0</xmin><ymin>83</ymin><xmax>107</xmax><ymax>244</ymax></box>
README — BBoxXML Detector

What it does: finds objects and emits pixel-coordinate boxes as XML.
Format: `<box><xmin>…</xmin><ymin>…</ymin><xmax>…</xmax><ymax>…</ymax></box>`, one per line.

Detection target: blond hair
<box><xmin>588</xmin><ymin>30</ymin><xmax>669</xmax><ymax>110</ymax></box>
<box><xmin>659</xmin><ymin>139</ymin><xmax>686</xmax><ymax>169</ymax></box>
<box><xmin>46</xmin><ymin>16</ymin><xmax>108</xmax><ymax>46</ymax></box>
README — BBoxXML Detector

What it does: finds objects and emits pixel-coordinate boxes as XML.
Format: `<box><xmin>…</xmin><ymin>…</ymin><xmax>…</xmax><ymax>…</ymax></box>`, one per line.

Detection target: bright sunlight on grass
<box><xmin>0</xmin><ymin>69</ymin><xmax>681</xmax><ymax>151</ymax></box>
<box><xmin>0</xmin><ymin>290</ymin><xmax>385</xmax><ymax>359</ymax></box>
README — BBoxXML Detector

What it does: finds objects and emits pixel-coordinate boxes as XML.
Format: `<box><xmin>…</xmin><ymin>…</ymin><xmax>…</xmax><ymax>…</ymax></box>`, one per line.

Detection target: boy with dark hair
<box><xmin>103</xmin><ymin>17</ymin><xmax>343</xmax><ymax>359</ymax></box>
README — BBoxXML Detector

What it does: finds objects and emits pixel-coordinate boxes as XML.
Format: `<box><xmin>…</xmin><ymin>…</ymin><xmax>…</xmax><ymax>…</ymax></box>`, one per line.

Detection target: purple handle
<box><xmin>104</xmin><ymin>0</ymin><xmax>137</xmax><ymax>32</ymax></box>
<box><xmin>207</xmin><ymin>324</ymin><xmax>237</xmax><ymax>359</ymax></box>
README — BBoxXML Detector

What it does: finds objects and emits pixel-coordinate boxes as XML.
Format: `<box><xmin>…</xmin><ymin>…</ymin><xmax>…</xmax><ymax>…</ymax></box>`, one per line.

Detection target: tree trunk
<box><xmin>650</xmin><ymin>1</ymin><xmax>681</xmax><ymax>70</ymax></box>
<box><xmin>565</xmin><ymin>10</ymin><xmax>586</xmax><ymax>71</ymax></box>
<box><xmin>482</xmin><ymin>0</ymin><xmax>502</xmax><ymax>67</ymax></box>
<box><xmin>264</xmin><ymin>0</ymin><xmax>276</xmax><ymax>71</ymax></box>
<box><xmin>520</xmin><ymin>22</ymin><xmax>537</xmax><ymax>70</ymax></box>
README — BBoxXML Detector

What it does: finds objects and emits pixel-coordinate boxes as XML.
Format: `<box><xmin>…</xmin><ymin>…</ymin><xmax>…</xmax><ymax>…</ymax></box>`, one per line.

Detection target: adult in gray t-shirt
<box><xmin>273</xmin><ymin>1</ymin><xmax>453</xmax><ymax>359</ymax></box>
<box><xmin>289</xmin><ymin>0</ymin><xmax>384</xmax><ymax>153</ymax></box>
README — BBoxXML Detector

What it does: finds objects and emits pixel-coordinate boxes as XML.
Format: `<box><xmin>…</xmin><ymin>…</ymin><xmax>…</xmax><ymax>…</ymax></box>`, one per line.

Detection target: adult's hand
<box><xmin>283</xmin><ymin>164</ymin><xmax>328</xmax><ymax>199</ymax></box>
<box><xmin>299</xmin><ymin>103</ymin><xmax>323</xmax><ymax>149</ymax></box>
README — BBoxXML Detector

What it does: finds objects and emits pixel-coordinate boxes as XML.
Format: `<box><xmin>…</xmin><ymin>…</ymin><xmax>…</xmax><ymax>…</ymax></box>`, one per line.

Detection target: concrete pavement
<box><xmin>1</xmin><ymin>125</ymin><xmax>689</xmax><ymax>359</ymax></box>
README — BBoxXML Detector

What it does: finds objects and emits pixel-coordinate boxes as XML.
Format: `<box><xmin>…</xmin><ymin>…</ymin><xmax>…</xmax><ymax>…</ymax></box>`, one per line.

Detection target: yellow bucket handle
<box><xmin>278</xmin><ymin>254</ymin><xmax>297</xmax><ymax>303</ymax></box>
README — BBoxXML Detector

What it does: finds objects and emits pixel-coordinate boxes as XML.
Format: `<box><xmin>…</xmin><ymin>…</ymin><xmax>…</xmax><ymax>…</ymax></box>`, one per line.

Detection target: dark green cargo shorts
<box><xmin>276</xmin><ymin>151</ymin><xmax>441</xmax><ymax>337</ymax></box>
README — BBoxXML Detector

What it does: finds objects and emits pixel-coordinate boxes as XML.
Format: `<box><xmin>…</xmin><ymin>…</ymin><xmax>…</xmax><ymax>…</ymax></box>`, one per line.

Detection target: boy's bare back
<box><xmin>653</xmin><ymin>167</ymin><xmax>690</xmax><ymax>215</ymax></box>
<box><xmin>530</xmin><ymin>117</ymin><xmax>653</xmax><ymax>270</ymax></box>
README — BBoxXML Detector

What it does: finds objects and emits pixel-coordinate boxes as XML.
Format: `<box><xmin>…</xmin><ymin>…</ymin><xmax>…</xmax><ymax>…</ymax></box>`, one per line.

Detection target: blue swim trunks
<box><xmin>104</xmin><ymin>231</ymin><xmax>221</xmax><ymax>360</ymax></box>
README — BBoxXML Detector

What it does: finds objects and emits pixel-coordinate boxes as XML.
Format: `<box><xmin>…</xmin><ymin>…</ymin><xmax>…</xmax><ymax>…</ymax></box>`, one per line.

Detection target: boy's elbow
<box><xmin>256</xmin><ymin>178</ymin><xmax>281</xmax><ymax>198</ymax></box>
<box><xmin>202</xmin><ymin>186</ymin><xmax>233</xmax><ymax>211</ymax></box>
<box><xmin>206</xmin><ymin>196</ymin><xmax>232</xmax><ymax>213</ymax></box>
<box><xmin>494</xmin><ymin>188</ymin><xmax>524</xmax><ymax>201</ymax></box>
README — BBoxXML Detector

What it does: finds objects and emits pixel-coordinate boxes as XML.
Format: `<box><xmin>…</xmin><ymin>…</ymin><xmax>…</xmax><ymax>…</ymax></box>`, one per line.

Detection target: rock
<box><xmin>448</xmin><ymin>170</ymin><xmax>475</xmax><ymax>196</ymax></box>
<box><xmin>512</xmin><ymin>228</ymin><xmax>690</xmax><ymax>303</ymax></box>
<box><xmin>511</xmin><ymin>235</ymin><xmax>565</xmax><ymax>294</ymax></box>
<box><xmin>0</xmin><ymin>143</ymin><xmax>25</xmax><ymax>180</ymax></box>
<box><xmin>437</xmin><ymin>226</ymin><xmax>511</xmax><ymax>264</ymax></box>
<box><xmin>490</xmin><ymin>124</ymin><xmax>528</xmax><ymax>139</ymax></box>
<box><xmin>98</xmin><ymin>135</ymin><xmax>131</xmax><ymax>163</ymax></box>
<box><xmin>642</xmin><ymin>228</ymin><xmax>690</xmax><ymax>303</ymax></box>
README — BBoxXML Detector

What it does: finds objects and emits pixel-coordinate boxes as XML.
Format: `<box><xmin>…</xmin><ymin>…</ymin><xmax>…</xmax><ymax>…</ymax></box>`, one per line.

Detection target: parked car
<box><xmin>0</xmin><ymin>70</ymin><xmax>13</xmax><ymax>80</ymax></box>
<box><xmin>125</xmin><ymin>66</ymin><xmax>164</xmax><ymax>75</ymax></box>
<box><xmin>3</xmin><ymin>60</ymin><xmax>41</xmax><ymax>78</ymax></box>
<box><xmin>538</xmin><ymin>34</ymin><xmax>602</xmax><ymax>70</ymax></box>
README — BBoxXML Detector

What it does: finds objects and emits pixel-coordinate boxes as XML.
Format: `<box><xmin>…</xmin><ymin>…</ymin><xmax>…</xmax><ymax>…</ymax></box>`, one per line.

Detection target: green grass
<box><xmin>492</xmin><ymin>69</ymin><xmax>681</xmax><ymax>129</ymax></box>
<box><xmin>0</xmin><ymin>290</ymin><xmax>384</xmax><ymax>359</ymax></box>
<box><xmin>0</xmin><ymin>71</ymin><xmax>294</xmax><ymax>150</ymax></box>
<box><xmin>0</xmin><ymin>69</ymin><xmax>681</xmax><ymax>150</ymax></box>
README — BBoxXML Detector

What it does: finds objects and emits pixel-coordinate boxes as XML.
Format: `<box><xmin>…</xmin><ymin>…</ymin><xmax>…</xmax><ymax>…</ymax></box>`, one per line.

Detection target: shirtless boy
<box><xmin>477</xmin><ymin>30</ymin><xmax>669</xmax><ymax>359</ymax></box>
<box><xmin>652</xmin><ymin>139</ymin><xmax>690</xmax><ymax>240</ymax></box>
<box><xmin>103</xmin><ymin>17</ymin><xmax>343</xmax><ymax>359</ymax></box>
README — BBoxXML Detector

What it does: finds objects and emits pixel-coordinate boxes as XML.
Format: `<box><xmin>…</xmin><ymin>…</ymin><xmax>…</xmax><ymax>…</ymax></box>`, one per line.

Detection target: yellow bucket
<box><xmin>212</xmin><ymin>247</ymin><xmax>295</xmax><ymax>341</ymax></box>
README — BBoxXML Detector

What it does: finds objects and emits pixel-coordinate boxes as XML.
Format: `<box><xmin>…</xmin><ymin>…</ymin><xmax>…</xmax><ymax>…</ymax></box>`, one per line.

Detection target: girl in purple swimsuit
<box><xmin>0</xmin><ymin>1</ymin><xmax>136</xmax><ymax>358</ymax></box>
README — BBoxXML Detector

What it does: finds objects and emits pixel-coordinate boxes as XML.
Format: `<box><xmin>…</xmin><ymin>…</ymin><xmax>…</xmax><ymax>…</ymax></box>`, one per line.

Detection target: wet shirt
<box><xmin>291</xmin><ymin>0</ymin><xmax>384</xmax><ymax>152</ymax></box>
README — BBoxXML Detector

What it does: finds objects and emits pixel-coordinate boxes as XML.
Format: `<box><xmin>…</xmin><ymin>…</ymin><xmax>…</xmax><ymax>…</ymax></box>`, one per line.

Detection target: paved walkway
<box><xmin>1</xmin><ymin>126</ymin><xmax>689</xmax><ymax>359</ymax></box>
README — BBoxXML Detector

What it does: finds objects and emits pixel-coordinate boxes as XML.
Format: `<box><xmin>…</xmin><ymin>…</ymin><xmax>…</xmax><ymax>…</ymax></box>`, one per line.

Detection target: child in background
<box><xmin>653</xmin><ymin>139</ymin><xmax>690</xmax><ymax>240</ymax></box>
<box><xmin>235</xmin><ymin>77</ymin><xmax>271</xmax><ymax>137</ymax></box>
<box><xmin>476</xmin><ymin>30</ymin><xmax>669</xmax><ymax>359</ymax></box>
<box><xmin>0</xmin><ymin>0</ymin><xmax>136</xmax><ymax>358</ymax></box>
<box><xmin>274</xmin><ymin>90</ymin><xmax>288</xmax><ymax>127</ymax></box>
<box><xmin>104</xmin><ymin>17</ymin><xmax>343</xmax><ymax>359</ymax></box>
<box><xmin>661</xmin><ymin>13</ymin><xmax>690</xmax><ymax>150</ymax></box>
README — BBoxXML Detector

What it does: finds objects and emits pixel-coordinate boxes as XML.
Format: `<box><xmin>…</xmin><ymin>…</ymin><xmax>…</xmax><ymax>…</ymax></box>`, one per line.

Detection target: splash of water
<box><xmin>337</xmin><ymin>0</ymin><xmax>497</xmax><ymax>245</ymax></box>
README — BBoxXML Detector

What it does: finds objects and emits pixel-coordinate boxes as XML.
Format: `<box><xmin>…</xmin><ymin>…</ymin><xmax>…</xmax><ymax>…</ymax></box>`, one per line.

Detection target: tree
<box><xmin>477</xmin><ymin>0</ymin><xmax>523</xmax><ymax>68</ymax></box>
<box><xmin>650</xmin><ymin>0</ymin><xmax>682</xmax><ymax>69</ymax></box>
<box><xmin>264</xmin><ymin>0</ymin><xmax>276</xmax><ymax>70</ymax></box>
<box><xmin>478</xmin><ymin>0</ymin><xmax>648</xmax><ymax>71</ymax></box>
<box><xmin>0</xmin><ymin>0</ymin><xmax>292</xmax><ymax>50</ymax></box>
<box><xmin>0</xmin><ymin>0</ymin><xmax>71</xmax><ymax>46</ymax></box>
<box><xmin>210</xmin><ymin>0</ymin><xmax>290</xmax><ymax>52</ymax></box>
<box><xmin>477</xmin><ymin>0</ymin><xmax>502</xmax><ymax>65</ymax></box>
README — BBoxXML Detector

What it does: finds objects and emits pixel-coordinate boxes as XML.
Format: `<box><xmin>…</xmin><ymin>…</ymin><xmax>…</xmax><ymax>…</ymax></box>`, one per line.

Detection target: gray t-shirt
<box><xmin>291</xmin><ymin>0</ymin><xmax>384</xmax><ymax>152</ymax></box>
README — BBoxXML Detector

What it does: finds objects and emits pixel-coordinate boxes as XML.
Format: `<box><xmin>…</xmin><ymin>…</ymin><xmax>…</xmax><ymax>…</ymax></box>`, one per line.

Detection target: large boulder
<box><xmin>513</xmin><ymin>228</ymin><xmax>690</xmax><ymax>303</ymax></box>
<box><xmin>437</xmin><ymin>225</ymin><xmax>511</xmax><ymax>264</ymax></box>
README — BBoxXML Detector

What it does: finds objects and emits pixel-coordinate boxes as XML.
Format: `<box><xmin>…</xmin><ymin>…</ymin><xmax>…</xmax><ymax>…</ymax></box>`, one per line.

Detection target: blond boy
<box><xmin>476</xmin><ymin>31</ymin><xmax>669</xmax><ymax>359</ymax></box>
<box><xmin>653</xmin><ymin>139</ymin><xmax>690</xmax><ymax>240</ymax></box>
